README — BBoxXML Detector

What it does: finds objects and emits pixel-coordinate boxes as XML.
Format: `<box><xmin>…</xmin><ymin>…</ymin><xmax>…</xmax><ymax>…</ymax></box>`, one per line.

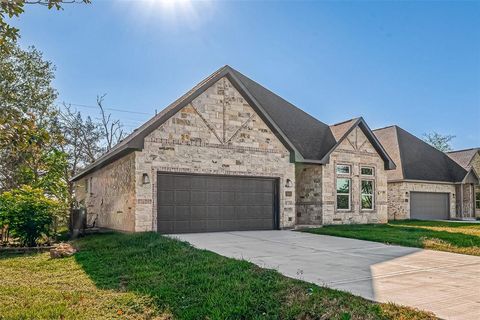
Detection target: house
<box><xmin>373</xmin><ymin>126</ymin><xmax>479</xmax><ymax>220</ymax></box>
<box><xmin>71</xmin><ymin>65</ymin><xmax>396</xmax><ymax>233</ymax></box>
<box><xmin>447</xmin><ymin>148</ymin><xmax>480</xmax><ymax>217</ymax></box>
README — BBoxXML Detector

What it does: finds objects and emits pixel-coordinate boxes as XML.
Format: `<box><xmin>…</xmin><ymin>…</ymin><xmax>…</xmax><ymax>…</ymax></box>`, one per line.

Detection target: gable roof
<box><xmin>373</xmin><ymin>125</ymin><xmax>468</xmax><ymax>183</ymax></box>
<box><xmin>71</xmin><ymin>65</ymin><xmax>394</xmax><ymax>181</ymax></box>
<box><xmin>326</xmin><ymin>118</ymin><xmax>396</xmax><ymax>170</ymax></box>
<box><xmin>447</xmin><ymin>148</ymin><xmax>480</xmax><ymax>170</ymax></box>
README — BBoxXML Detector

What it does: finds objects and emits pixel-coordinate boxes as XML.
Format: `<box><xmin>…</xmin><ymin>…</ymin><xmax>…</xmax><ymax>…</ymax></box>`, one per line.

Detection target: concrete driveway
<box><xmin>171</xmin><ymin>230</ymin><xmax>480</xmax><ymax>320</ymax></box>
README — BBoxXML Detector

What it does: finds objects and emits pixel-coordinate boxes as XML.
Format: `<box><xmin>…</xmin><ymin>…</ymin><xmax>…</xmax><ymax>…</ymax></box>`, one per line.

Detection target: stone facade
<box><xmin>295</xmin><ymin>164</ymin><xmax>323</xmax><ymax>225</ymax></box>
<box><xmin>321</xmin><ymin>127</ymin><xmax>388</xmax><ymax>224</ymax></box>
<box><xmin>74</xmin><ymin>152</ymin><xmax>136</xmax><ymax>231</ymax></box>
<box><xmin>74</xmin><ymin>77</ymin><xmax>395</xmax><ymax>232</ymax></box>
<box><xmin>387</xmin><ymin>182</ymin><xmax>456</xmax><ymax>220</ymax></box>
<box><xmin>470</xmin><ymin>153</ymin><xmax>480</xmax><ymax>217</ymax></box>
<box><xmin>134</xmin><ymin>77</ymin><xmax>295</xmax><ymax>232</ymax></box>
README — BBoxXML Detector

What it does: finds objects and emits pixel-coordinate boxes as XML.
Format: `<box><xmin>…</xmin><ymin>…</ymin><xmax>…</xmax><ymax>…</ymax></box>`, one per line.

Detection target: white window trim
<box><xmin>360</xmin><ymin>179</ymin><xmax>375</xmax><ymax>211</ymax></box>
<box><xmin>336</xmin><ymin>177</ymin><xmax>351</xmax><ymax>211</ymax></box>
<box><xmin>360</xmin><ymin>166</ymin><xmax>375</xmax><ymax>177</ymax></box>
<box><xmin>336</xmin><ymin>164</ymin><xmax>351</xmax><ymax>175</ymax></box>
<box><xmin>476</xmin><ymin>192</ymin><xmax>480</xmax><ymax>209</ymax></box>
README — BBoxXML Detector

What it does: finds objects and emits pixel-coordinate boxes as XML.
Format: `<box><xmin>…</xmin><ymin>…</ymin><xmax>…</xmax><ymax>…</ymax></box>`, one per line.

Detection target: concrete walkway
<box><xmin>171</xmin><ymin>230</ymin><xmax>480</xmax><ymax>320</ymax></box>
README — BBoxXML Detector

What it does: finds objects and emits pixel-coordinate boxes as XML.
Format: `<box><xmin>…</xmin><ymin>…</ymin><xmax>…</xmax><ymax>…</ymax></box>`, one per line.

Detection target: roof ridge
<box><xmin>372</xmin><ymin>124</ymin><xmax>397</xmax><ymax>132</ymax></box>
<box><xmin>447</xmin><ymin>147</ymin><xmax>480</xmax><ymax>154</ymax></box>
<box><xmin>331</xmin><ymin>117</ymin><xmax>360</xmax><ymax>126</ymax></box>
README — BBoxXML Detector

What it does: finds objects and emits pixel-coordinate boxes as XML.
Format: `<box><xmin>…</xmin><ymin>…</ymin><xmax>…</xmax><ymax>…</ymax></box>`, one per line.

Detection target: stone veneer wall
<box><xmin>388</xmin><ymin>182</ymin><xmax>456</xmax><ymax>220</ymax></box>
<box><xmin>470</xmin><ymin>153</ymin><xmax>480</xmax><ymax>217</ymax></box>
<box><xmin>321</xmin><ymin>127</ymin><xmax>388</xmax><ymax>225</ymax></box>
<box><xmin>295</xmin><ymin>164</ymin><xmax>322</xmax><ymax>225</ymax></box>
<box><xmin>75</xmin><ymin>152</ymin><xmax>136</xmax><ymax>231</ymax></box>
<box><xmin>134</xmin><ymin>77</ymin><xmax>295</xmax><ymax>232</ymax></box>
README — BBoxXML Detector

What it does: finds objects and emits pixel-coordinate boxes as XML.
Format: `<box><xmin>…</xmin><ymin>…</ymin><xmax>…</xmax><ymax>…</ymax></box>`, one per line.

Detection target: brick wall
<box><xmin>388</xmin><ymin>182</ymin><xmax>456</xmax><ymax>220</ymax></box>
<box><xmin>321</xmin><ymin>127</ymin><xmax>388</xmax><ymax>225</ymax></box>
<box><xmin>134</xmin><ymin>77</ymin><xmax>295</xmax><ymax>232</ymax></box>
<box><xmin>295</xmin><ymin>164</ymin><xmax>322</xmax><ymax>225</ymax></box>
<box><xmin>74</xmin><ymin>152</ymin><xmax>136</xmax><ymax>231</ymax></box>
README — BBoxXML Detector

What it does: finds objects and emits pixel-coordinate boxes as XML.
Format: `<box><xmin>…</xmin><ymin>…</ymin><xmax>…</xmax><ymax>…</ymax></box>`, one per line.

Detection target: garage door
<box><xmin>410</xmin><ymin>192</ymin><xmax>449</xmax><ymax>220</ymax></box>
<box><xmin>156</xmin><ymin>173</ymin><xmax>278</xmax><ymax>234</ymax></box>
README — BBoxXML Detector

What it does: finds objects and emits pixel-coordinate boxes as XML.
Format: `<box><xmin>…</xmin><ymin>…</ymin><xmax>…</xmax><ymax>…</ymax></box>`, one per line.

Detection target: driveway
<box><xmin>171</xmin><ymin>230</ymin><xmax>480</xmax><ymax>320</ymax></box>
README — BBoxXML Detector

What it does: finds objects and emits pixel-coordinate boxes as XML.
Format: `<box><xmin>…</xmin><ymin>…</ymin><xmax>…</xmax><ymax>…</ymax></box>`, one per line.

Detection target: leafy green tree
<box><xmin>0</xmin><ymin>41</ymin><xmax>67</xmax><ymax>203</ymax></box>
<box><xmin>0</xmin><ymin>185</ymin><xmax>60</xmax><ymax>246</ymax></box>
<box><xmin>1</xmin><ymin>0</ymin><xmax>91</xmax><ymax>51</ymax></box>
<box><xmin>423</xmin><ymin>132</ymin><xmax>456</xmax><ymax>152</ymax></box>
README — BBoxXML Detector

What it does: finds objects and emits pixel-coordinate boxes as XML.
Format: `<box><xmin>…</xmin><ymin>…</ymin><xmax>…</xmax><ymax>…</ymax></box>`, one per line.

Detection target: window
<box><xmin>336</xmin><ymin>164</ymin><xmax>351</xmax><ymax>175</ymax></box>
<box><xmin>361</xmin><ymin>180</ymin><xmax>374</xmax><ymax>210</ymax></box>
<box><xmin>336</xmin><ymin>178</ymin><xmax>351</xmax><ymax>210</ymax></box>
<box><xmin>361</xmin><ymin>166</ymin><xmax>374</xmax><ymax>176</ymax></box>
<box><xmin>476</xmin><ymin>192</ymin><xmax>480</xmax><ymax>210</ymax></box>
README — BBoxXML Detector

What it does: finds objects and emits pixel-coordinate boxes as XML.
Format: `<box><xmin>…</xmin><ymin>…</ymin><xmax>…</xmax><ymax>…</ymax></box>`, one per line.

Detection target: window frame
<box><xmin>360</xmin><ymin>166</ymin><xmax>375</xmax><ymax>177</ymax></box>
<box><xmin>336</xmin><ymin>177</ymin><xmax>351</xmax><ymax>211</ymax></box>
<box><xmin>360</xmin><ymin>179</ymin><xmax>375</xmax><ymax>210</ymax></box>
<box><xmin>336</xmin><ymin>164</ymin><xmax>351</xmax><ymax>175</ymax></box>
<box><xmin>476</xmin><ymin>191</ymin><xmax>480</xmax><ymax>210</ymax></box>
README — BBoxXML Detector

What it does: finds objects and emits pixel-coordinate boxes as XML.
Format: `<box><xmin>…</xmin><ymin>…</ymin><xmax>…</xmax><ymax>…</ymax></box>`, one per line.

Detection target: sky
<box><xmin>11</xmin><ymin>0</ymin><xmax>480</xmax><ymax>150</ymax></box>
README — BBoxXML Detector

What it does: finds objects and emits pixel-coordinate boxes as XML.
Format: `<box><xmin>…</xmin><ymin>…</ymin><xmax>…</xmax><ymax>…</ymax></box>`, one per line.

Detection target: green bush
<box><xmin>0</xmin><ymin>185</ymin><xmax>60</xmax><ymax>247</ymax></box>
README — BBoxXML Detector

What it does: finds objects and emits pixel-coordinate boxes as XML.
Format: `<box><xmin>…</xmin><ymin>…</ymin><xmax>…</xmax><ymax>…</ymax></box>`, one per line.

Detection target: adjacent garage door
<box><xmin>156</xmin><ymin>173</ymin><xmax>278</xmax><ymax>234</ymax></box>
<box><xmin>410</xmin><ymin>192</ymin><xmax>450</xmax><ymax>220</ymax></box>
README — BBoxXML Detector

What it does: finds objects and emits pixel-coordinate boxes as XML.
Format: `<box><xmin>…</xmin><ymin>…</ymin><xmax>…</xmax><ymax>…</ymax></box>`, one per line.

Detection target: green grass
<box><xmin>0</xmin><ymin>232</ymin><xmax>436</xmax><ymax>320</ymax></box>
<box><xmin>303</xmin><ymin>220</ymin><xmax>480</xmax><ymax>256</ymax></box>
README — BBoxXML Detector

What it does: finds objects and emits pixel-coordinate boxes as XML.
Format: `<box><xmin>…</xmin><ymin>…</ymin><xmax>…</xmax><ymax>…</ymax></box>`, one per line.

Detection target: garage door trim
<box><xmin>156</xmin><ymin>171</ymin><xmax>280</xmax><ymax>233</ymax></box>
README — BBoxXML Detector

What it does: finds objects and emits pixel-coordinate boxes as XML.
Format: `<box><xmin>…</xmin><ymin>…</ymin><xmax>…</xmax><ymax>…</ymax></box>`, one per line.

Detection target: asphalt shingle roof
<box><xmin>447</xmin><ymin>148</ymin><xmax>479</xmax><ymax>170</ymax></box>
<box><xmin>373</xmin><ymin>125</ymin><xmax>467</xmax><ymax>182</ymax></box>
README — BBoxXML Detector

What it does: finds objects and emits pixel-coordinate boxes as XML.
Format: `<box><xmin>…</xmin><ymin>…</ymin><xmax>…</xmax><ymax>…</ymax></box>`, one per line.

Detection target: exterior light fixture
<box><xmin>285</xmin><ymin>179</ymin><xmax>293</xmax><ymax>188</ymax></box>
<box><xmin>142</xmin><ymin>173</ymin><xmax>150</xmax><ymax>185</ymax></box>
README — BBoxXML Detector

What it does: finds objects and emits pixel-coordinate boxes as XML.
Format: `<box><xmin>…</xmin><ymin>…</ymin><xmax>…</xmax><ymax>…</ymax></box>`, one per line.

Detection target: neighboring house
<box><xmin>71</xmin><ymin>65</ymin><xmax>396</xmax><ymax>233</ymax></box>
<box><xmin>447</xmin><ymin>148</ymin><xmax>480</xmax><ymax>217</ymax></box>
<box><xmin>373</xmin><ymin>126</ymin><xmax>479</xmax><ymax>220</ymax></box>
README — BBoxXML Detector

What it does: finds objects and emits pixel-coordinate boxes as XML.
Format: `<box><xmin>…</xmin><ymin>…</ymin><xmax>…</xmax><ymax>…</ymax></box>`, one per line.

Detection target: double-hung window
<box><xmin>336</xmin><ymin>164</ymin><xmax>351</xmax><ymax>210</ymax></box>
<box><xmin>476</xmin><ymin>191</ymin><xmax>480</xmax><ymax>210</ymax></box>
<box><xmin>360</xmin><ymin>166</ymin><xmax>375</xmax><ymax>210</ymax></box>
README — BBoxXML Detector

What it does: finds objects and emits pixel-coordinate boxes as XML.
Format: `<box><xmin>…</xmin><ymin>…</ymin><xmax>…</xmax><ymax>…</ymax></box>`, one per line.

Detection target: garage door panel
<box><xmin>174</xmin><ymin>176</ymin><xmax>192</xmax><ymax>189</ymax></box>
<box><xmin>175</xmin><ymin>206</ymin><xmax>190</xmax><ymax>221</ymax></box>
<box><xmin>206</xmin><ymin>206</ymin><xmax>220</xmax><ymax>220</ymax></box>
<box><xmin>190</xmin><ymin>176</ymin><xmax>206</xmax><ymax>190</ymax></box>
<box><xmin>190</xmin><ymin>191</ymin><xmax>206</xmax><ymax>204</ymax></box>
<box><xmin>222</xmin><ymin>192</ymin><xmax>236</xmax><ymax>204</ymax></box>
<box><xmin>411</xmin><ymin>192</ymin><xmax>449</xmax><ymax>220</ymax></box>
<box><xmin>157</xmin><ymin>173</ymin><xmax>277</xmax><ymax>233</ymax></box>
<box><xmin>157</xmin><ymin>206</ymin><xmax>174</xmax><ymax>221</ymax></box>
<box><xmin>174</xmin><ymin>220</ymin><xmax>191</xmax><ymax>233</ymax></box>
<box><xmin>190</xmin><ymin>206</ymin><xmax>206</xmax><ymax>220</ymax></box>
<box><xmin>158</xmin><ymin>191</ymin><xmax>174</xmax><ymax>204</ymax></box>
<box><xmin>158</xmin><ymin>221</ymin><xmax>175</xmax><ymax>233</ymax></box>
<box><xmin>207</xmin><ymin>192</ymin><xmax>221</xmax><ymax>204</ymax></box>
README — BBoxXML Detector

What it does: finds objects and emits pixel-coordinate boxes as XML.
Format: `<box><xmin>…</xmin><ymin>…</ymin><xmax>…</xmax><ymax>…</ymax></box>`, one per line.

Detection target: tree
<box><xmin>423</xmin><ymin>132</ymin><xmax>456</xmax><ymax>152</ymax></box>
<box><xmin>96</xmin><ymin>94</ymin><xmax>126</xmax><ymax>152</ymax></box>
<box><xmin>0</xmin><ymin>41</ymin><xmax>68</xmax><ymax>218</ymax></box>
<box><xmin>0</xmin><ymin>185</ymin><xmax>60</xmax><ymax>246</ymax></box>
<box><xmin>59</xmin><ymin>98</ymin><xmax>127</xmax><ymax>210</ymax></box>
<box><xmin>1</xmin><ymin>0</ymin><xmax>91</xmax><ymax>51</ymax></box>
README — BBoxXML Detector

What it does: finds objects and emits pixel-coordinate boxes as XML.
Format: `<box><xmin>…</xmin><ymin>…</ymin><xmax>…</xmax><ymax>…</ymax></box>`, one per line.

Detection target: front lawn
<box><xmin>0</xmin><ymin>232</ymin><xmax>435</xmax><ymax>320</ymax></box>
<box><xmin>303</xmin><ymin>220</ymin><xmax>480</xmax><ymax>256</ymax></box>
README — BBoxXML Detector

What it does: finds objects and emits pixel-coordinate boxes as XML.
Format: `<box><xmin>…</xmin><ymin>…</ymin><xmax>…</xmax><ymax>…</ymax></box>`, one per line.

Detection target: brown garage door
<box><xmin>156</xmin><ymin>173</ymin><xmax>278</xmax><ymax>234</ymax></box>
<box><xmin>410</xmin><ymin>192</ymin><xmax>449</xmax><ymax>220</ymax></box>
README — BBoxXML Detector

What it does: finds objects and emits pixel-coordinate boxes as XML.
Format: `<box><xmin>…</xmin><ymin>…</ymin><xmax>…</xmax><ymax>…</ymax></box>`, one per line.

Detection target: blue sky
<box><xmin>13</xmin><ymin>0</ymin><xmax>480</xmax><ymax>149</ymax></box>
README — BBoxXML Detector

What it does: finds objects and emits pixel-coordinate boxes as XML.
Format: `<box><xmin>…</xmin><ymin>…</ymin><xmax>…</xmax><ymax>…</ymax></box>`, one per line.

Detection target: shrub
<box><xmin>0</xmin><ymin>185</ymin><xmax>60</xmax><ymax>247</ymax></box>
